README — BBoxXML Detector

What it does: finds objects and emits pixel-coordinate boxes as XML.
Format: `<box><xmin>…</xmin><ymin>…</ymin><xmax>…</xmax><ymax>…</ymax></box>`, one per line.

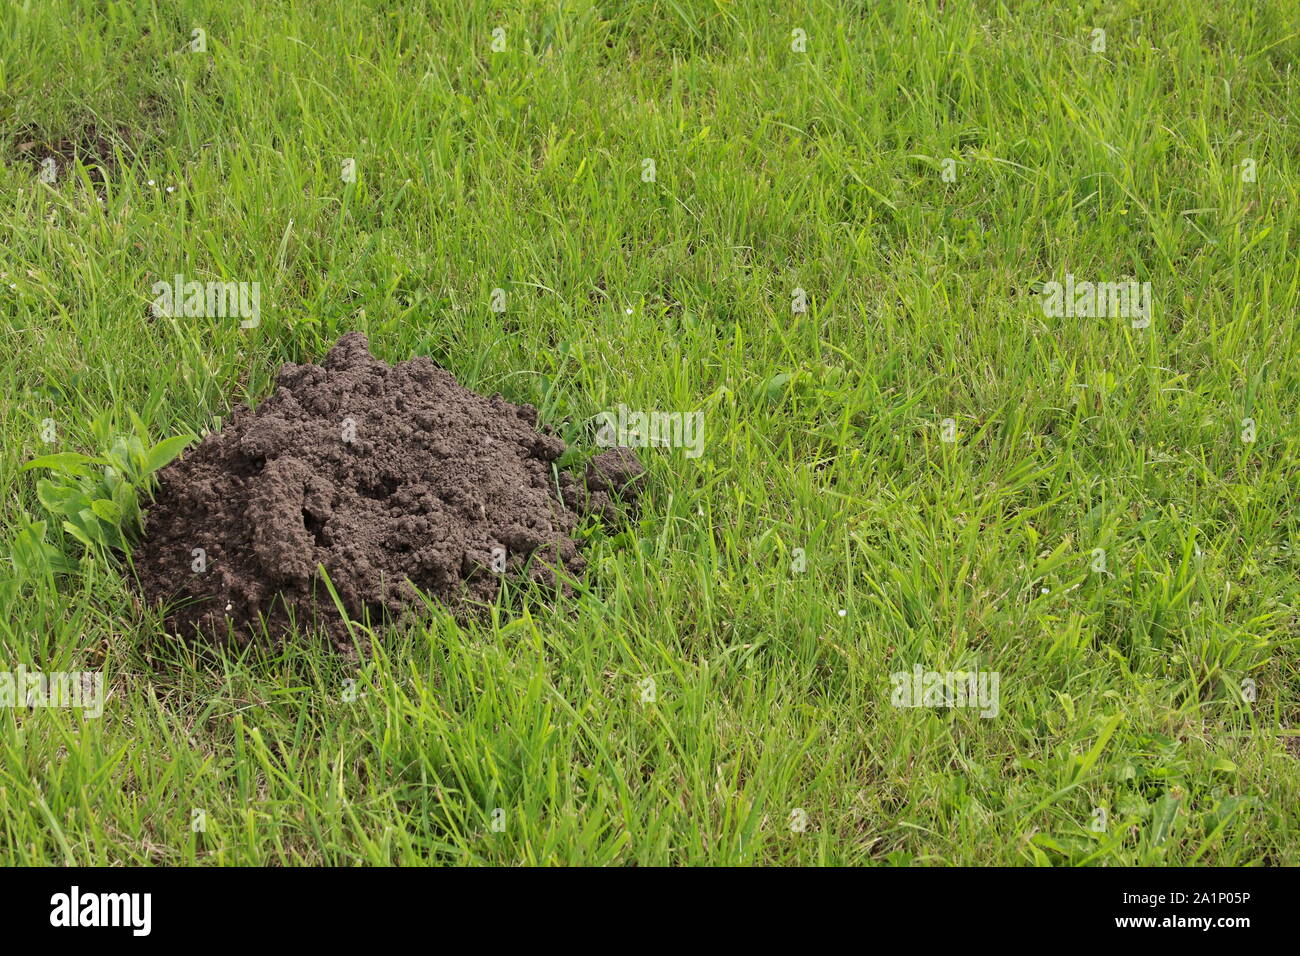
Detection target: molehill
<box><xmin>134</xmin><ymin>333</ymin><xmax>643</xmax><ymax>650</ymax></box>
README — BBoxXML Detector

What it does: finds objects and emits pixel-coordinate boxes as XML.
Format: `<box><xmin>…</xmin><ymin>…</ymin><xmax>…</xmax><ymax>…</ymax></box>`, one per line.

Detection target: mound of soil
<box><xmin>134</xmin><ymin>333</ymin><xmax>643</xmax><ymax>651</ymax></box>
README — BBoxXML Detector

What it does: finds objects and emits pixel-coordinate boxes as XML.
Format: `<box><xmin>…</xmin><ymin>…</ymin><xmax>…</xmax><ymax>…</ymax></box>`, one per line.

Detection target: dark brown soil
<box><xmin>11</xmin><ymin>95</ymin><xmax>171</xmax><ymax>187</ymax></box>
<box><xmin>12</xmin><ymin>123</ymin><xmax>124</xmax><ymax>186</ymax></box>
<box><xmin>133</xmin><ymin>333</ymin><xmax>642</xmax><ymax>651</ymax></box>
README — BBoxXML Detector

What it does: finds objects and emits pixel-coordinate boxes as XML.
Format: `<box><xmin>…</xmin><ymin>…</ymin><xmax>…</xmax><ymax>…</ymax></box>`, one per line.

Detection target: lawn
<box><xmin>0</xmin><ymin>0</ymin><xmax>1297</xmax><ymax>865</ymax></box>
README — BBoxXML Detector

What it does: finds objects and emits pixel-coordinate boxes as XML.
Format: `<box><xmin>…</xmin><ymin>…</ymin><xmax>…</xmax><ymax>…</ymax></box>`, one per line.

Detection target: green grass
<box><xmin>1</xmin><ymin>0</ymin><xmax>1298</xmax><ymax>865</ymax></box>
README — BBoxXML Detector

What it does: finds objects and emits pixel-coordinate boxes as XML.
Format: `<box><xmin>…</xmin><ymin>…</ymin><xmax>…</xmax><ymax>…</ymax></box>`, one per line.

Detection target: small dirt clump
<box><xmin>134</xmin><ymin>333</ymin><xmax>642</xmax><ymax>651</ymax></box>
